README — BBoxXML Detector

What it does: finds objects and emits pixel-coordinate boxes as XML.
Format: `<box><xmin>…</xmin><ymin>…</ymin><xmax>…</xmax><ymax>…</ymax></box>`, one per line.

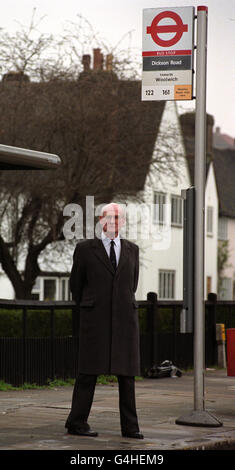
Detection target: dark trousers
<box><xmin>65</xmin><ymin>374</ymin><xmax>140</xmax><ymax>433</ymax></box>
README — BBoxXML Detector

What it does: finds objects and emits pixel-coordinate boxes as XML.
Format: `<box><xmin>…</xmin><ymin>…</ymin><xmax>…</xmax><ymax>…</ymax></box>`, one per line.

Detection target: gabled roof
<box><xmin>0</xmin><ymin>71</ymin><xmax>165</xmax><ymax>199</ymax></box>
<box><xmin>77</xmin><ymin>72</ymin><xmax>166</xmax><ymax>195</ymax></box>
<box><xmin>213</xmin><ymin>128</ymin><xmax>235</xmax><ymax>150</ymax></box>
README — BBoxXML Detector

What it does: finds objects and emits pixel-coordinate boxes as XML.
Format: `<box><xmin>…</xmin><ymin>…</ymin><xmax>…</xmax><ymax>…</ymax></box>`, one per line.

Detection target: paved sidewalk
<box><xmin>0</xmin><ymin>369</ymin><xmax>235</xmax><ymax>451</ymax></box>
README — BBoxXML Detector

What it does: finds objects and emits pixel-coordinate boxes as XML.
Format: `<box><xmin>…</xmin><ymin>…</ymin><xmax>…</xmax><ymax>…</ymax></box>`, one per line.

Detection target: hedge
<box><xmin>0</xmin><ymin>306</ymin><xmax>181</xmax><ymax>337</ymax></box>
<box><xmin>2</xmin><ymin>304</ymin><xmax>234</xmax><ymax>338</ymax></box>
<box><xmin>0</xmin><ymin>308</ymin><xmax>73</xmax><ymax>337</ymax></box>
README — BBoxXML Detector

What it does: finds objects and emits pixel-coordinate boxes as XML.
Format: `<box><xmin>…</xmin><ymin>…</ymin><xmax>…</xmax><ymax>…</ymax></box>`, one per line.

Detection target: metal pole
<box><xmin>194</xmin><ymin>5</ymin><xmax>208</xmax><ymax>412</ymax></box>
<box><xmin>176</xmin><ymin>6</ymin><xmax>222</xmax><ymax>427</ymax></box>
<box><xmin>182</xmin><ymin>187</ymin><xmax>195</xmax><ymax>334</ymax></box>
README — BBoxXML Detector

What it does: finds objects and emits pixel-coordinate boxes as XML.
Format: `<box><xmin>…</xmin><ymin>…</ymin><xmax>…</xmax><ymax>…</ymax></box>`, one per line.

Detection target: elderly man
<box><xmin>65</xmin><ymin>203</ymin><xmax>143</xmax><ymax>439</ymax></box>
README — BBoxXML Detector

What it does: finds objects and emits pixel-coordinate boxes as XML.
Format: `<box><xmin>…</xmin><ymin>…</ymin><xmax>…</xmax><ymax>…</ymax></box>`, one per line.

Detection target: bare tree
<box><xmin>0</xmin><ymin>12</ymin><xmax>182</xmax><ymax>299</ymax></box>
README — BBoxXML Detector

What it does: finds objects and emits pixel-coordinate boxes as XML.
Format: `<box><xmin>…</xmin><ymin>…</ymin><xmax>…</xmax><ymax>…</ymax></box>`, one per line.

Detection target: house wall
<box><xmin>219</xmin><ymin>217</ymin><xmax>235</xmax><ymax>299</ymax></box>
<box><xmin>136</xmin><ymin>222</ymin><xmax>184</xmax><ymax>300</ymax></box>
<box><xmin>227</xmin><ymin>219</ymin><xmax>235</xmax><ymax>288</ymax></box>
<box><xmin>136</xmin><ymin>103</ymin><xmax>219</xmax><ymax>301</ymax></box>
<box><xmin>0</xmin><ymin>272</ymin><xmax>14</xmax><ymax>299</ymax></box>
<box><xmin>0</xmin><ymin>271</ymin><xmax>70</xmax><ymax>301</ymax></box>
<box><xmin>0</xmin><ymin>101</ymin><xmax>219</xmax><ymax>303</ymax></box>
<box><xmin>205</xmin><ymin>163</ymin><xmax>218</xmax><ymax>296</ymax></box>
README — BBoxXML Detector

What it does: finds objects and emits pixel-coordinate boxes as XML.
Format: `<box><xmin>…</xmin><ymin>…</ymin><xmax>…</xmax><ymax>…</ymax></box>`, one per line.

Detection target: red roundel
<box><xmin>147</xmin><ymin>11</ymin><xmax>188</xmax><ymax>47</ymax></box>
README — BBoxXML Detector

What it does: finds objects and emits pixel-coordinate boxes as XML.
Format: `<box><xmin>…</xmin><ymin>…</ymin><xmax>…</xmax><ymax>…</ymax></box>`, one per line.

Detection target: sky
<box><xmin>1</xmin><ymin>0</ymin><xmax>235</xmax><ymax>137</ymax></box>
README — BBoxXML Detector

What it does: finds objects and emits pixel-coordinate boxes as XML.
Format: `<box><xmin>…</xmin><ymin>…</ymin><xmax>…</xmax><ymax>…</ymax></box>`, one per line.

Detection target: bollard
<box><xmin>216</xmin><ymin>324</ymin><xmax>226</xmax><ymax>368</ymax></box>
<box><xmin>227</xmin><ymin>329</ymin><xmax>235</xmax><ymax>376</ymax></box>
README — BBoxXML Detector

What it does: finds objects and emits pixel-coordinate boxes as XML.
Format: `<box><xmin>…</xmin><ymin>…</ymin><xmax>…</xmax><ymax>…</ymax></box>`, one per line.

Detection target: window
<box><xmin>218</xmin><ymin>278</ymin><xmax>233</xmax><ymax>300</ymax></box>
<box><xmin>32</xmin><ymin>276</ymin><xmax>70</xmax><ymax>300</ymax></box>
<box><xmin>43</xmin><ymin>279</ymin><xmax>56</xmax><ymax>301</ymax></box>
<box><xmin>218</xmin><ymin>217</ymin><xmax>228</xmax><ymax>241</ymax></box>
<box><xmin>171</xmin><ymin>195</ymin><xmax>183</xmax><ymax>227</ymax></box>
<box><xmin>153</xmin><ymin>192</ymin><xmax>166</xmax><ymax>224</ymax></box>
<box><xmin>159</xmin><ymin>270</ymin><xmax>175</xmax><ymax>299</ymax></box>
<box><xmin>206</xmin><ymin>206</ymin><xmax>213</xmax><ymax>236</ymax></box>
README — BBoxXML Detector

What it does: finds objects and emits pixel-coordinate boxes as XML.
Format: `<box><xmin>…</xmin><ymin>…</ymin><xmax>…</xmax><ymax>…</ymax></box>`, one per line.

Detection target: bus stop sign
<box><xmin>142</xmin><ymin>6</ymin><xmax>195</xmax><ymax>101</ymax></box>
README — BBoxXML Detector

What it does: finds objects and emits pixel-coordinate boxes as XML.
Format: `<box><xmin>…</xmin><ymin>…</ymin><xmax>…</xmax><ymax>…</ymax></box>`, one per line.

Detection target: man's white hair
<box><xmin>100</xmin><ymin>202</ymin><xmax>125</xmax><ymax>218</ymax></box>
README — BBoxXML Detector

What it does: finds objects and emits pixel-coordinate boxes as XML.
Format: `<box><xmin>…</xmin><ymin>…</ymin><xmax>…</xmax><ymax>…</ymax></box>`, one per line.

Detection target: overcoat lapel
<box><xmin>91</xmin><ymin>237</ymin><xmax>114</xmax><ymax>274</ymax></box>
<box><xmin>91</xmin><ymin>237</ymin><xmax>129</xmax><ymax>276</ymax></box>
<box><xmin>116</xmin><ymin>239</ymin><xmax>129</xmax><ymax>276</ymax></box>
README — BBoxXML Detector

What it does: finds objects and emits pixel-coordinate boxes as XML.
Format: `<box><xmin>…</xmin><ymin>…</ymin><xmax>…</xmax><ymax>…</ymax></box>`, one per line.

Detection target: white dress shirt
<box><xmin>101</xmin><ymin>231</ymin><xmax>121</xmax><ymax>265</ymax></box>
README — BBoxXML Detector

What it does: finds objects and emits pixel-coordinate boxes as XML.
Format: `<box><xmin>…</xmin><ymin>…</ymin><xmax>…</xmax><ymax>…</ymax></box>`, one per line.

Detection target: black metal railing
<box><xmin>1</xmin><ymin>293</ymin><xmax>235</xmax><ymax>386</ymax></box>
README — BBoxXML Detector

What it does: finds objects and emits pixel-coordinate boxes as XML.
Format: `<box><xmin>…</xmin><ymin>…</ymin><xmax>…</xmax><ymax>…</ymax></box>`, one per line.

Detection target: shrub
<box><xmin>0</xmin><ymin>308</ymin><xmax>73</xmax><ymax>337</ymax></box>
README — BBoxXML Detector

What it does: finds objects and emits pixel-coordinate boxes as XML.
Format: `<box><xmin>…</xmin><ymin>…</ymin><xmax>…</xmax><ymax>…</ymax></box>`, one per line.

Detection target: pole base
<box><xmin>175</xmin><ymin>410</ymin><xmax>223</xmax><ymax>427</ymax></box>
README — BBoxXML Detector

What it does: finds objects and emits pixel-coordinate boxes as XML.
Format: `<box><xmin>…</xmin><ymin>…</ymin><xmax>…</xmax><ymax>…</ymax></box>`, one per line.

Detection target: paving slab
<box><xmin>0</xmin><ymin>369</ymin><xmax>235</xmax><ymax>453</ymax></box>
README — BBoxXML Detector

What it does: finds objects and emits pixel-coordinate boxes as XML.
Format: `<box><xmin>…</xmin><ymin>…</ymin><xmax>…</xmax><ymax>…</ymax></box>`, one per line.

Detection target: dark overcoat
<box><xmin>70</xmin><ymin>237</ymin><xmax>140</xmax><ymax>376</ymax></box>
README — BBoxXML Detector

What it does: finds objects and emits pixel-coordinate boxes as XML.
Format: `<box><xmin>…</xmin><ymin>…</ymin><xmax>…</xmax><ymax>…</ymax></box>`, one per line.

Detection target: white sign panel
<box><xmin>142</xmin><ymin>6</ymin><xmax>195</xmax><ymax>101</ymax></box>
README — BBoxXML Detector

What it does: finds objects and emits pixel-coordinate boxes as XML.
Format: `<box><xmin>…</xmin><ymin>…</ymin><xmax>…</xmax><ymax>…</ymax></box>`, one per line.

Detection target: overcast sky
<box><xmin>1</xmin><ymin>0</ymin><xmax>235</xmax><ymax>137</ymax></box>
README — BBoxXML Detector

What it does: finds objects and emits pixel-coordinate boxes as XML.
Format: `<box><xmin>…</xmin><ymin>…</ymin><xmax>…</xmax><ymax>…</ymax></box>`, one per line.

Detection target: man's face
<box><xmin>99</xmin><ymin>204</ymin><xmax>125</xmax><ymax>238</ymax></box>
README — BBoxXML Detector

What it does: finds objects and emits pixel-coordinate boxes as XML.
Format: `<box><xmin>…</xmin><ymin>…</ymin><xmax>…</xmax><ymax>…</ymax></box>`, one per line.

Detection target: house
<box><xmin>180</xmin><ymin>113</ymin><xmax>235</xmax><ymax>300</ymax></box>
<box><xmin>213</xmin><ymin>127</ymin><xmax>235</xmax><ymax>150</ymax></box>
<box><xmin>179</xmin><ymin>112</ymin><xmax>219</xmax><ymax>299</ymax></box>
<box><xmin>134</xmin><ymin>106</ymin><xmax>219</xmax><ymax>301</ymax></box>
<box><xmin>134</xmin><ymin>100</ymin><xmax>190</xmax><ymax>300</ymax></box>
<box><xmin>213</xmin><ymin>146</ymin><xmax>235</xmax><ymax>299</ymax></box>
<box><xmin>0</xmin><ymin>51</ymin><xmax>219</xmax><ymax>302</ymax></box>
<box><xmin>212</xmin><ymin>126</ymin><xmax>235</xmax><ymax>299</ymax></box>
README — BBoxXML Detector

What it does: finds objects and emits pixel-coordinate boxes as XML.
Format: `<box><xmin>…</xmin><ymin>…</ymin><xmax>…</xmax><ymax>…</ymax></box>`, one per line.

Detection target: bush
<box><xmin>0</xmin><ymin>309</ymin><xmax>23</xmax><ymax>337</ymax></box>
<box><xmin>211</xmin><ymin>305</ymin><xmax>235</xmax><ymax>330</ymax></box>
<box><xmin>0</xmin><ymin>308</ymin><xmax>73</xmax><ymax>337</ymax></box>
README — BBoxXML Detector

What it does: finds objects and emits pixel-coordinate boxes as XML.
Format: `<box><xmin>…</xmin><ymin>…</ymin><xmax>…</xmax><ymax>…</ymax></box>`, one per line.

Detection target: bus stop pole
<box><xmin>176</xmin><ymin>6</ymin><xmax>222</xmax><ymax>427</ymax></box>
<box><xmin>194</xmin><ymin>4</ymin><xmax>208</xmax><ymax>413</ymax></box>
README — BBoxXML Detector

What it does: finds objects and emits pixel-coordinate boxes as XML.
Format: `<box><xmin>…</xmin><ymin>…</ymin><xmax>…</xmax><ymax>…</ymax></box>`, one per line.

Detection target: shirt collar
<box><xmin>101</xmin><ymin>231</ymin><xmax>120</xmax><ymax>247</ymax></box>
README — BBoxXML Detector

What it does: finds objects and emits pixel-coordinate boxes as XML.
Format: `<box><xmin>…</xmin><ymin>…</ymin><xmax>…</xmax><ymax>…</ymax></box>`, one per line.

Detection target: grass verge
<box><xmin>0</xmin><ymin>375</ymin><xmax>143</xmax><ymax>391</ymax></box>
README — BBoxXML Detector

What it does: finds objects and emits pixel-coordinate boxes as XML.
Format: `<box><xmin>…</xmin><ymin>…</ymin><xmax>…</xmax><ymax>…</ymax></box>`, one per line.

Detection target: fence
<box><xmin>0</xmin><ymin>293</ymin><xmax>234</xmax><ymax>386</ymax></box>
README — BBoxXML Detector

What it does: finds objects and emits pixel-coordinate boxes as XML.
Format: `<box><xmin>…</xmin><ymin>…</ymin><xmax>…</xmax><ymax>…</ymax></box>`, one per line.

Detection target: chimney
<box><xmin>106</xmin><ymin>54</ymin><xmax>113</xmax><ymax>71</ymax></box>
<box><xmin>82</xmin><ymin>54</ymin><xmax>91</xmax><ymax>72</ymax></box>
<box><xmin>93</xmin><ymin>48</ymin><xmax>103</xmax><ymax>71</ymax></box>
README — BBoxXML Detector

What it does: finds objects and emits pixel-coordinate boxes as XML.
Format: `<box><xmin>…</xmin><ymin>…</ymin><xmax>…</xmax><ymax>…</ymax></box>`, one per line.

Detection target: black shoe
<box><xmin>122</xmin><ymin>431</ymin><xmax>144</xmax><ymax>439</ymax></box>
<box><xmin>67</xmin><ymin>427</ymin><xmax>98</xmax><ymax>437</ymax></box>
